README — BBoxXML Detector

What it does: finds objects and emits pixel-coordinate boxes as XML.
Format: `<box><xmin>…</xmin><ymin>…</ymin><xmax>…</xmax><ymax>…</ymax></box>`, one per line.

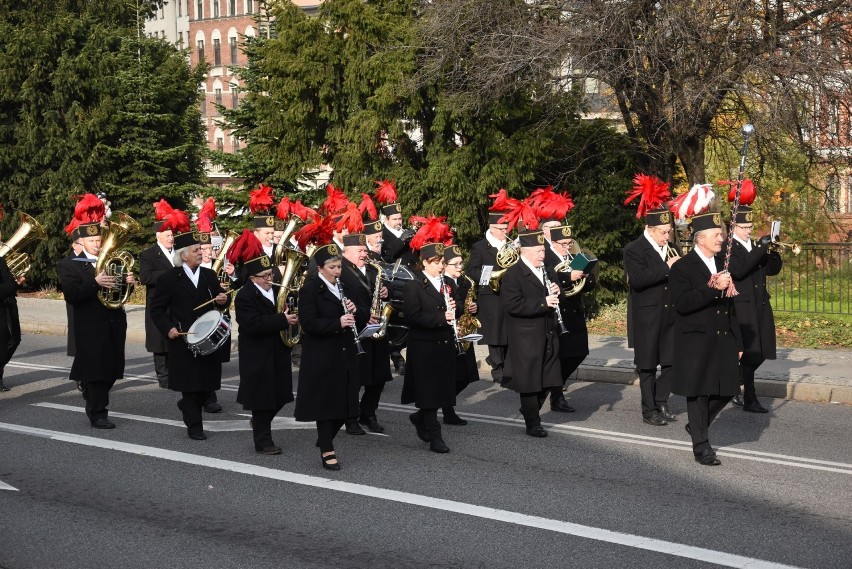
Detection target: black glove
<box><xmin>757</xmin><ymin>235</ymin><xmax>772</xmax><ymax>247</ymax></box>
<box><xmin>400</xmin><ymin>229</ymin><xmax>416</xmax><ymax>243</ymax></box>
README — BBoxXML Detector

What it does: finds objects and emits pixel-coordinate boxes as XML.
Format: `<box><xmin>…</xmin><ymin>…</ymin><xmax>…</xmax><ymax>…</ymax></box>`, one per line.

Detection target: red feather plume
<box><xmin>64</xmin><ymin>217</ymin><xmax>80</xmax><ymax>235</ymax></box>
<box><xmin>374</xmin><ymin>180</ymin><xmax>397</xmax><ymax>205</ymax></box>
<box><xmin>488</xmin><ymin>189</ymin><xmax>511</xmax><ymax>212</ymax></box>
<box><xmin>527</xmin><ymin>186</ymin><xmax>575</xmax><ymax>220</ymax></box>
<box><xmin>359</xmin><ymin>193</ymin><xmax>378</xmax><ymax>221</ymax></box>
<box><xmin>336</xmin><ymin>202</ymin><xmax>364</xmax><ymax>233</ymax></box>
<box><xmin>196</xmin><ymin>198</ymin><xmax>216</xmax><ymax>233</ymax></box>
<box><xmin>276</xmin><ymin>196</ymin><xmax>294</xmax><ymax>219</ymax></box>
<box><xmin>72</xmin><ymin>193</ymin><xmax>106</xmax><ymax>224</ymax></box>
<box><xmin>625</xmin><ymin>174</ymin><xmax>671</xmax><ymax>219</ymax></box>
<box><xmin>321</xmin><ymin>183</ymin><xmax>349</xmax><ymax>215</ymax></box>
<box><xmin>160</xmin><ymin>209</ymin><xmax>191</xmax><ymax>234</ymax></box>
<box><xmin>294</xmin><ymin>215</ymin><xmax>336</xmax><ymax>252</ymax></box>
<box><xmin>153</xmin><ymin>199</ymin><xmax>174</xmax><ymax>221</ymax></box>
<box><xmin>292</xmin><ymin>200</ymin><xmax>318</xmax><ymax>222</ymax></box>
<box><xmin>497</xmin><ymin>197</ymin><xmax>539</xmax><ymax>232</ymax></box>
<box><xmin>409</xmin><ymin>215</ymin><xmax>454</xmax><ymax>251</ymax></box>
<box><xmin>718</xmin><ymin>179</ymin><xmax>756</xmax><ymax>206</ymax></box>
<box><xmin>226</xmin><ymin>229</ymin><xmax>264</xmax><ymax>264</ymax></box>
<box><xmin>248</xmin><ymin>184</ymin><xmax>275</xmax><ymax>214</ymax></box>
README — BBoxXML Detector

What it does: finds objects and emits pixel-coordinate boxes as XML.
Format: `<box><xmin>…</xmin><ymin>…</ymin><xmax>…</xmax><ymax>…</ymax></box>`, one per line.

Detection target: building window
<box><xmin>177</xmin><ymin>32</ymin><xmax>184</xmax><ymax>49</ymax></box>
<box><xmin>197</xmin><ymin>39</ymin><xmax>205</xmax><ymax>61</ymax></box>
<box><xmin>216</xmin><ymin>137</ymin><xmax>224</xmax><ymax>152</ymax></box>
<box><xmin>215</xmin><ymin>88</ymin><xmax>222</xmax><ymax>108</ymax></box>
<box><xmin>229</xmin><ymin>0</ymin><xmax>236</xmax><ymax>15</ymax></box>
<box><xmin>247</xmin><ymin>0</ymin><xmax>253</xmax><ymax>13</ymax></box>
<box><xmin>827</xmin><ymin>175</ymin><xmax>840</xmax><ymax>213</ymax></box>
<box><xmin>200</xmin><ymin>97</ymin><xmax>207</xmax><ymax>117</ymax></box>
<box><xmin>178</xmin><ymin>0</ymin><xmax>182</xmax><ymax>17</ymax></box>
<box><xmin>229</xmin><ymin>37</ymin><xmax>238</xmax><ymax>64</ymax></box>
<box><xmin>197</xmin><ymin>0</ymin><xmax>203</xmax><ymax>19</ymax></box>
<box><xmin>231</xmin><ymin>89</ymin><xmax>238</xmax><ymax>109</ymax></box>
<box><xmin>232</xmin><ymin>136</ymin><xmax>240</xmax><ymax>152</ymax></box>
<box><xmin>213</xmin><ymin>39</ymin><xmax>221</xmax><ymax>66</ymax></box>
<box><xmin>846</xmin><ymin>175</ymin><xmax>852</xmax><ymax>214</ymax></box>
<box><xmin>828</xmin><ymin>99</ymin><xmax>839</xmax><ymax>138</ymax></box>
<box><xmin>213</xmin><ymin>0</ymin><xmax>219</xmax><ymax>18</ymax></box>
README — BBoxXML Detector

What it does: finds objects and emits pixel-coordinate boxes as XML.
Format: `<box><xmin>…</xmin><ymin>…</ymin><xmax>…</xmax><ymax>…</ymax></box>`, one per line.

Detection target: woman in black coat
<box><xmin>402</xmin><ymin>242</ymin><xmax>457</xmax><ymax>453</ymax></box>
<box><xmin>150</xmin><ymin>231</ymin><xmax>230</xmax><ymax>441</ymax></box>
<box><xmin>441</xmin><ymin>245</ymin><xmax>480</xmax><ymax>426</ymax></box>
<box><xmin>234</xmin><ymin>253</ymin><xmax>298</xmax><ymax>455</ymax></box>
<box><xmin>293</xmin><ymin>244</ymin><xmax>361</xmax><ymax>471</ymax></box>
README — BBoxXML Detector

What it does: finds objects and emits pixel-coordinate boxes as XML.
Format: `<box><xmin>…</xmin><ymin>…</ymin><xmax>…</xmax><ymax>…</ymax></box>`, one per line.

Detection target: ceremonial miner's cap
<box><xmin>342</xmin><ymin>233</ymin><xmax>367</xmax><ymax>248</ymax></box>
<box><xmin>363</xmin><ymin>220</ymin><xmax>383</xmax><ymax>236</ymax></box>
<box><xmin>419</xmin><ymin>242</ymin><xmax>446</xmax><ymax>260</ymax></box>
<box><xmin>195</xmin><ymin>197</ymin><xmax>216</xmax><ymax>238</ymax></box>
<box><xmin>719</xmin><ymin>178</ymin><xmax>757</xmax><ymax>225</ymax></box>
<box><xmin>64</xmin><ymin>193</ymin><xmax>105</xmax><ymax>240</ymax></box>
<box><xmin>688</xmin><ymin>211</ymin><xmax>722</xmax><ymax>232</ymax></box>
<box><xmin>443</xmin><ymin>244</ymin><xmax>464</xmax><ymax>262</ymax></box>
<box><xmin>732</xmin><ymin>205</ymin><xmax>754</xmax><ymax>225</ymax></box>
<box><xmin>374</xmin><ymin>179</ymin><xmax>400</xmax><ymax>217</ymax></box>
<box><xmin>409</xmin><ymin>215</ymin><xmax>454</xmax><ymax>258</ymax></box>
<box><xmin>162</xmin><ymin>209</ymin><xmax>205</xmax><ymax>249</ymax></box>
<box><xmin>153</xmin><ymin>199</ymin><xmax>174</xmax><ymax>232</ymax></box>
<box><xmin>670</xmin><ymin>183</ymin><xmax>716</xmax><ymax>227</ymax></box>
<box><xmin>518</xmin><ymin>230</ymin><xmax>546</xmax><ymax>247</ymax></box>
<box><xmin>548</xmin><ymin>225</ymin><xmax>573</xmax><ymax>242</ymax></box>
<box><xmin>625</xmin><ymin>174</ymin><xmax>672</xmax><ymax>227</ymax></box>
<box><xmin>228</xmin><ymin>229</ymin><xmax>270</xmax><ymax>276</ymax></box>
<box><xmin>528</xmin><ymin>186</ymin><xmax>575</xmax><ymax>224</ymax></box>
<box><xmin>488</xmin><ymin>212</ymin><xmax>506</xmax><ymax>224</ymax></box>
<box><xmin>249</xmin><ymin>184</ymin><xmax>276</xmax><ymax>228</ymax></box>
<box><xmin>311</xmin><ymin>243</ymin><xmax>341</xmax><ymax>267</ymax></box>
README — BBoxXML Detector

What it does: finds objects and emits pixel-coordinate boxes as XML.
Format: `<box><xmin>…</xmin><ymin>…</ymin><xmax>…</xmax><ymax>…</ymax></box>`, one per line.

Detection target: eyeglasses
<box><xmin>489</xmin><ymin>226</ymin><xmax>508</xmax><ymax>232</ymax></box>
<box><xmin>737</xmin><ymin>225</ymin><xmax>754</xmax><ymax>230</ymax></box>
<box><xmin>252</xmin><ymin>273</ymin><xmax>274</xmax><ymax>281</ymax></box>
<box><xmin>446</xmin><ymin>262</ymin><xmax>464</xmax><ymax>268</ymax></box>
<box><xmin>653</xmin><ymin>228</ymin><xmax>672</xmax><ymax>236</ymax></box>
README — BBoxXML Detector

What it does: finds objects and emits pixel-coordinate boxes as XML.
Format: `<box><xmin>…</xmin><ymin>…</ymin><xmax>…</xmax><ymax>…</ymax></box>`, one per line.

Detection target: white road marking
<box><xmin>0</xmin><ymin>421</ymin><xmax>805</xmax><ymax>569</ymax></box>
<box><xmin>0</xmin><ymin>480</ymin><xmax>18</xmax><ymax>491</ymax></box>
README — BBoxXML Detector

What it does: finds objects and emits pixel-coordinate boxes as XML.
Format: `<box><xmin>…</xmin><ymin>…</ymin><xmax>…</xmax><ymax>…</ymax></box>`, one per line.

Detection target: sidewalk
<box><xmin>18</xmin><ymin>297</ymin><xmax>852</xmax><ymax>405</ymax></box>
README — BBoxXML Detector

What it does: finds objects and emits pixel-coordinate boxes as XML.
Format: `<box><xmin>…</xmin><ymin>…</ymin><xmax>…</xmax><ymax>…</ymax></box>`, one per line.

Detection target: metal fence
<box><xmin>768</xmin><ymin>243</ymin><xmax>852</xmax><ymax>315</ymax></box>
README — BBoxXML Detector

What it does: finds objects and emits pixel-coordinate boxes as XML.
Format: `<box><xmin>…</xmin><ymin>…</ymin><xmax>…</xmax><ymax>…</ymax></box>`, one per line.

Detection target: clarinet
<box><xmin>441</xmin><ymin>274</ymin><xmax>466</xmax><ymax>355</ymax></box>
<box><xmin>337</xmin><ymin>280</ymin><xmax>365</xmax><ymax>356</ymax></box>
<box><xmin>542</xmin><ymin>268</ymin><xmax>568</xmax><ymax>335</ymax></box>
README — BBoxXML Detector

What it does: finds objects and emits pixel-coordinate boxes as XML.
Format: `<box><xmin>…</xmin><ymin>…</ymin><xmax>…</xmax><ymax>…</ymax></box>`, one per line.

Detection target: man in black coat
<box><xmin>501</xmin><ymin>230</ymin><xmax>563</xmax><ymax>437</ymax></box>
<box><xmin>150</xmin><ymin>227</ymin><xmax>230</xmax><ymax>440</ymax></box>
<box><xmin>139</xmin><ymin>221</ymin><xmax>174</xmax><ymax>389</ymax></box>
<box><xmin>467</xmin><ymin>212</ymin><xmax>510</xmax><ymax>382</ymax></box>
<box><xmin>340</xmin><ymin>234</ymin><xmax>393</xmax><ymax>435</ymax></box>
<box><xmin>57</xmin><ymin>221</ymin><xmax>133</xmax><ymax>429</ymax></box>
<box><xmin>623</xmin><ymin>208</ymin><xmax>680</xmax><ymax>426</ymax></box>
<box><xmin>726</xmin><ymin>206</ymin><xmax>782</xmax><ymax>413</ymax></box>
<box><xmin>669</xmin><ymin>212</ymin><xmax>743</xmax><ymax>466</ymax></box>
<box><xmin>233</xmin><ymin>248</ymin><xmax>298</xmax><ymax>455</ymax></box>
<box><xmin>0</xmin><ymin>256</ymin><xmax>21</xmax><ymax>392</ymax></box>
<box><xmin>364</xmin><ymin>220</ymin><xmax>384</xmax><ymax>262</ymax></box>
<box><xmin>378</xmin><ymin>201</ymin><xmax>415</xmax><ymax>373</ymax></box>
<box><xmin>543</xmin><ymin>224</ymin><xmax>595</xmax><ymax>413</ymax></box>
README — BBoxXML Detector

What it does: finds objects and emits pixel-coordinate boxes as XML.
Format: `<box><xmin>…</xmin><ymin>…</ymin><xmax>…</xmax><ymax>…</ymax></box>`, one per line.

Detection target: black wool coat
<box><xmin>500</xmin><ymin>261</ymin><xmax>562</xmax><ymax>394</ymax></box>
<box><xmin>340</xmin><ymin>259</ymin><xmax>393</xmax><ymax>387</ymax></box>
<box><xmin>449</xmin><ymin>276</ymin><xmax>479</xmax><ymax>386</ymax></box>
<box><xmin>0</xmin><ymin>257</ymin><xmax>21</xmax><ymax>370</ymax></box>
<box><xmin>293</xmin><ymin>276</ymin><xmax>360</xmax><ymax>422</ymax></box>
<box><xmin>726</xmin><ymin>239</ymin><xmax>782</xmax><ymax>364</ymax></box>
<box><xmin>139</xmin><ymin>244</ymin><xmax>173</xmax><ymax>353</ymax></box>
<box><xmin>466</xmin><ymin>237</ymin><xmax>508</xmax><ymax>346</ymax></box>
<box><xmin>544</xmin><ymin>247</ymin><xmax>591</xmax><ymax>358</ymax></box>
<box><xmin>380</xmin><ymin>227</ymin><xmax>418</xmax><ymax>267</ymax></box>
<box><xmin>57</xmin><ymin>251</ymin><xmax>82</xmax><ymax>357</ymax></box>
<box><xmin>234</xmin><ymin>284</ymin><xmax>294</xmax><ymax>411</ymax></box>
<box><xmin>401</xmin><ymin>272</ymin><xmax>457</xmax><ymax>409</ymax></box>
<box><xmin>669</xmin><ymin>250</ymin><xmax>743</xmax><ymax>398</ymax></box>
<box><xmin>57</xmin><ymin>255</ymin><xmax>127</xmax><ymax>383</ymax></box>
<box><xmin>149</xmin><ymin>266</ymin><xmax>230</xmax><ymax>393</ymax></box>
<box><xmin>623</xmin><ymin>235</ymin><xmax>675</xmax><ymax>369</ymax></box>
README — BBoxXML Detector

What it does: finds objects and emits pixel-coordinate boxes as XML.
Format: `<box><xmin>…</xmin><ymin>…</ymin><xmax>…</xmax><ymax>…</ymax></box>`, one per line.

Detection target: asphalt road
<box><xmin>1</xmin><ymin>335</ymin><xmax>850</xmax><ymax>569</ymax></box>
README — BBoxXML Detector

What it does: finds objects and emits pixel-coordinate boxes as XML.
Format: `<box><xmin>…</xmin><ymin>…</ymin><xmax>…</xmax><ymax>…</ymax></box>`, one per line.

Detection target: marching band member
<box><xmin>375</xmin><ymin>180</ymin><xmax>417</xmax><ymax>268</ymax></box>
<box><xmin>364</xmin><ymin>220</ymin><xmax>384</xmax><ymax>261</ymax></box>
<box><xmin>501</xmin><ymin>229</ymin><xmax>563</xmax><ymax>437</ymax></box>
<box><xmin>340</xmin><ymin>233</ymin><xmax>394</xmax><ymax>435</ymax></box>
<box><xmin>139</xmin><ymin>200</ymin><xmax>176</xmax><ymax>389</ymax></box>
<box><xmin>441</xmin><ymin>244</ymin><xmax>480</xmax><ymax>425</ymax></box>
<box><xmin>669</xmin><ymin>210</ymin><xmax>742</xmax><ymax>466</ymax></box>
<box><xmin>57</xmin><ymin>194</ymin><xmax>134</xmax><ymax>429</ymax></box>
<box><xmin>58</xmin><ymin>232</ymin><xmax>84</xmax><ymax>391</ymax></box>
<box><xmin>149</xmin><ymin>211</ymin><xmax>230</xmax><ymax>440</ymax></box>
<box><xmin>231</xmin><ymin>230</ymin><xmax>298</xmax><ymax>455</ymax></box>
<box><xmin>724</xmin><ymin>187</ymin><xmax>782</xmax><ymax>414</ymax></box>
<box><xmin>294</xmin><ymin>238</ymin><xmax>362</xmax><ymax>471</ymax></box>
<box><xmin>234</xmin><ymin>185</ymin><xmax>282</xmax><ymax>289</ymax></box>
<box><xmin>402</xmin><ymin>217</ymin><xmax>456</xmax><ymax>453</ymax></box>
<box><xmin>0</xmin><ymin>208</ymin><xmax>22</xmax><ymax>392</ymax></box>
<box><xmin>623</xmin><ymin>174</ymin><xmax>679</xmax><ymax>426</ymax></box>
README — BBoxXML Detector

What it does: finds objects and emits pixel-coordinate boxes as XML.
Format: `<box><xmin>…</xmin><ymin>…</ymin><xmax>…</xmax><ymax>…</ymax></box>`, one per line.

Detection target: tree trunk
<box><xmin>678</xmin><ymin>135</ymin><xmax>707</xmax><ymax>187</ymax></box>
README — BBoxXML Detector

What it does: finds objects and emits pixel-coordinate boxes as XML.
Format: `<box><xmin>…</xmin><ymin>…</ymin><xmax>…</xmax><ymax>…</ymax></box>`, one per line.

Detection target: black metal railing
<box><xmin>768</xmin><ymin>243</ymin><xmax>852</xmax><ymax>314</ymax></box>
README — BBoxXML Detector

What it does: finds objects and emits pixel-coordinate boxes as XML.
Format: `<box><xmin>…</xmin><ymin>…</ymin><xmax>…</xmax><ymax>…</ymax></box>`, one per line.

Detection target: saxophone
<box><xmin>456</xmin><ymin>275</ymin><xmax>481</xmax><ymax>351</ymax></box>
<box><xmin>367</xmin><ymin>261</ymin><xmax>394</xmax><ymax>339</ymax></box>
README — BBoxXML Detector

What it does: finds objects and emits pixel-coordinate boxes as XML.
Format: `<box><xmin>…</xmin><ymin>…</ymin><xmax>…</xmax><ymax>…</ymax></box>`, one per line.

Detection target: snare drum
<box><xmin>185</xmin><ymin>310</ymin><xmax>231</xmax><ymax>356</ymax></box>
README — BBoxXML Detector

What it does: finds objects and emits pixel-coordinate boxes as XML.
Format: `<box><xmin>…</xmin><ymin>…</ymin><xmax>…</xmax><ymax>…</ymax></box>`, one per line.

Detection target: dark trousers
<box><xmin>83</xmin><ymin>379</ymin><xmax>116</xmax><ymax>422</ymax></box>
<box><xmin>442</xmin><ymin>379</ymin><xmax>470</xmax><ymax>415</ymax></box>
<box><xmin>551</xmin><ymin>355</ymin><xmax>585</xmax><ymax>401</ymax></box>
<box><xmin>316</xmin><ymin>419</ymin><xmax>345</xmax><ymax>453</ymax></box>
<box><xmin>205</xmin><ymin>391</ymin><xmax>218</xmax><ymax>405</ymax></box>
<box><xmin>487</xmin><ymin>345</ymin><xmax>508</xmax><ymax>381</ymax></box>
<box><xmin>153</xmin><ymin>353</ymin><xmax>168</xmax><ymax>384</ymax></box>
<box><xmin>359</xmin><ymin>382</ymin><xmax>386</xmax><ymax>419</ymax></box>
<box><xmin>520</xmin><ymin>391</ymin><xmax>548</xmax><ymax>428</ymax></box>
<box><xmin>414</xmin><ymin>408</ymin><xmax>442</xmax><ymax>440</ymax></box>
<box><xmin>252</xmin><ymin>408</ymin><xmax>281</xmax><ymax>450</ymax></box>
<box><xmin>639</xmin><ymin>365</ymin><xmax>672</xmax><ymax>417</ymax></box>
<box><xmin>178</xmin><ymin>391</ymin><xmax>207</xmax><ymax>435</ymax></box>
<box><xmin>686</xmin><ymin>395</ymin><xmax>732</xmax><ymax>455</ymax></box>
<box><xmin>740</xmin><ymin>360</ymin><xmax>764</xmax><ymax>405</ymax></box>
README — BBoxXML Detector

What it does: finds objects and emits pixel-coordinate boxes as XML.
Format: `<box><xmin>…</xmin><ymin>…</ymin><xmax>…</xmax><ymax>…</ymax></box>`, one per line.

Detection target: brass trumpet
<box><xmin>769</xmin><ymin>240</ymin><xmax>801</xmax><ymax>255</ymax></box>
<box><xmin>0</xmin><ymin>212</ymin><xmax>47</xmax><ymax>278</ymax></box>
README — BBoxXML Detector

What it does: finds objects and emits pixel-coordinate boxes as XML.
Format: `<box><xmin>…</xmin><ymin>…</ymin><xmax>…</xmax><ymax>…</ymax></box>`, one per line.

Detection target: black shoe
<box><xmin>409</xmin><ymin>412</ymin><xmax>429</xmax><ymax>442</ymax></box>
<box><xmin>657</xmin><ymin>404</ymin><xmax>677</xmax><ymax>421</ymax></box>
<box><xmin>358</xmin><ymin>415</ymin><xmax>386</xmax><ymax>433</ymax></box>
<box><xmin>391</xmin><ymin>356</ymin><xmax>405</xmax><ymax>374</ymax></box>
<box><xmin>694</xmin><ymin>448</ymin><xmax>721</xmax><ymax>466</ymax></box>
<box><xmin>526</xmin><ymin>425</ymin><xmax>548</xmax><ymax>438</ymax></box>
<box><xmin>429</xmin><ymin>436</ymin><xmax>450</xmax><ymax>453</ymax></box>
<box><xmin>732</xmin><ymin>395</ymin><xmax>744</xmax><ymax>407</ymax></box>
<box><xmin>90</xmin><ymin>418</ymin><xmax>116</xmax><ymax>429</ymax></box>
<box><xmin>158</xmin><ymin>379</ymin><xmax>169</xmax><ymax>389</ymax></box>
<box><xmin>345</xmin><ymin>420</ymin><xmax>366</xmax><ymax>435</ymax></box>
<box><xmin>684</xmin><ymin>423</ymin><xmax>691</xmax><ymax>436</ymax></box>
<box><xmin>0</xmin><ymin>379</ymin><xmax>9</xmax><ymax>392</ymax></box>
<box><xmin>550</xmin><ymin>396</ymin><xmax>575</xmax><ymax>413</ymax></box>
<box><xmin>643</xmin><ymin>413</ymin><xmax>668</xmax><ymax>426</ymax></box>
<box><xmin>257</xmin><ymin>445</ymin><xmax>282</xmax><ymax>455</ymax></box>
<box><xmin>76</xmin><ymin>381</ymin><xmax>83</xmax><ymax>392</ymax></box>
<box><xmin>203</xmin><ymin>402</ymin><xmax>223</xmax><ymax>413</ymax></box>
<box><xmin>743</xmin><ymin>401</ymin><xmax>769</xmax><ymax>413</ymax></box>
<box><xmin>442</xmin><ymin>408</ymin><xmax>468</xmax><ymax>426</ymax></box>
<box><xmin>188</xmin><ymin>431</ymin><xmax>207</xmax><ymax>441</ymax></box>
<box><xmin>490</xmin><ymin>367</ymin><xmax>503</xmax><ymax>383</ymax></box>
<box><xmin>321</xmin><ymin>452</ymin><xmax>341</xmax><ymax>471</ymax></box>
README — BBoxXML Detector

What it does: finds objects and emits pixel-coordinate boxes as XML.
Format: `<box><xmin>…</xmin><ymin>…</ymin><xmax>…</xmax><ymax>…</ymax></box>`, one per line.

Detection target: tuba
<box><xmin>367</xmin><ymin>261</ymin><xmax>394</xmax><ymax>339</ymax></box>
<box><xmin>211</xmin><ymin>230</ymin><xmax>237</xmax><ymax>288</ymax></box>
<box><xmin>0</xmin><ymin>212</ymin><xmax>47</xmax><ymax>278</ymax></box>
<box><xmin>457</xmin><ymin>275</ymin><xmax>481</xmax><ymax>351</ymax></box>
<box><xmin>95</xmin><ymin>212</ymin><xmax>142</xmax><ymax>309</ymax></box>
<box><xmin>277</xmin><ymin>247</ymin><xmax>308</xmax><ymax>347</ymax></box>
<box><xmin>488</xmin><ymin>242</ymin><xmax>520</xmax><ymax>294</ymax></box>
<box><xmin>273</xmin><ymin>215</ymin><xmax>301</xmax><ymax>267</ymax></box>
